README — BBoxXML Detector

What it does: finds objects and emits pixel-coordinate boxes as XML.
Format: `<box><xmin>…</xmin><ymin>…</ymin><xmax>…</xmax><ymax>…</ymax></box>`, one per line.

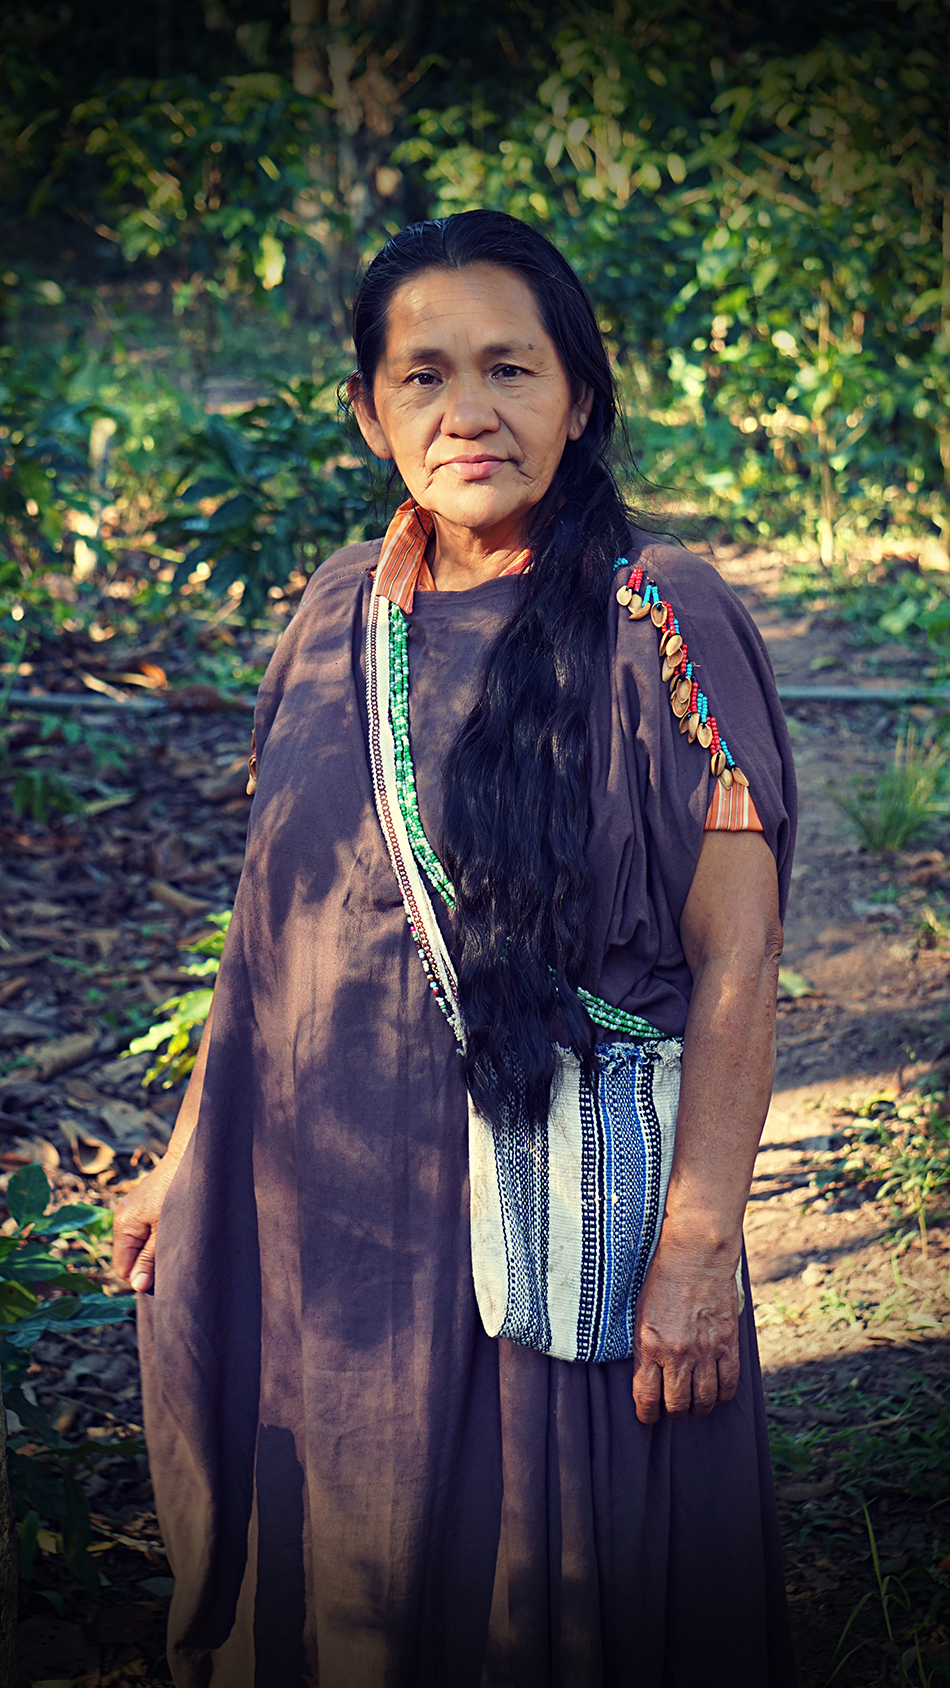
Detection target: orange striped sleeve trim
<box><xmin>704</xmin><ymin>782</ymin><xmax>764</xmax><ymax>832</ymax></box>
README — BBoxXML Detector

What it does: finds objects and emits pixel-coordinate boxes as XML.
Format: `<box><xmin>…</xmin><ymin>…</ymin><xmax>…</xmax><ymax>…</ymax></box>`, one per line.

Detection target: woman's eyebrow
<box><xmin>396</xmin><ymin>341</ymin><xmax>538</xmax><ymax>364</ymax></box>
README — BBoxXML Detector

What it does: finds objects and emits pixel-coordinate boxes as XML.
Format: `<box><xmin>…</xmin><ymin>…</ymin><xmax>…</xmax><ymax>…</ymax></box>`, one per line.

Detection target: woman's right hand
<box><xmin>113</xmin><ymin>1000</ymin><xmax>215</xmax><ymax>1293</ymax></box>
<box><xmin>112</xmin><ymin>1151</ymin><xmax>182</xmax><ymax>1293</ymax></box>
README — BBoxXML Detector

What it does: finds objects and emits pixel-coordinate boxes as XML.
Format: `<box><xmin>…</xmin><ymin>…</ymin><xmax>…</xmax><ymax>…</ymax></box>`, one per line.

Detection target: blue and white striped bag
<box><xmin>468</xmin><ymin>1040</ymin><xmax>681</xmax><ymax>1363</ymax></box>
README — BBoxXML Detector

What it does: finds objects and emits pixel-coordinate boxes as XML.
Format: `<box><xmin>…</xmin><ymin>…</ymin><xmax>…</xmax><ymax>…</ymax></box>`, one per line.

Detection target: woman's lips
<box><xmin>441</xmin><ymin>456</ymin><xmax>506</xmax><ymax>481</ymax></box>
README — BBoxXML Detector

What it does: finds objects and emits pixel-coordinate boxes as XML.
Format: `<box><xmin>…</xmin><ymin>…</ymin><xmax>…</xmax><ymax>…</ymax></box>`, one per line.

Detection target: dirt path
<box><xmin>717</xmin><ymin>549</ymin><xmax>950</xmax><ymax>1686</ymax></box>
<box><xmin>2</xmin><ymin>554</ymin><xmax>948</xmax><ymax>1686</ymax></box>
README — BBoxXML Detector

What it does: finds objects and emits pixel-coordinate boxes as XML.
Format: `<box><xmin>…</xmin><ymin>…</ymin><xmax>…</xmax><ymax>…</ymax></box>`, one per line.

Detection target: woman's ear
<box><xmin>567</xmin><ymin>384</ymin><xmax>594</xmax><ymax>442</ymax></box>
<box><xmin>348</xmin><ymin>374</ymin><xmax>393</xmax><ymax>461</ymax></box>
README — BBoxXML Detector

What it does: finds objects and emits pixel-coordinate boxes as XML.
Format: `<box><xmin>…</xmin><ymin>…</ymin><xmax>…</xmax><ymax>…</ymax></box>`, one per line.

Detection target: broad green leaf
<box><xmin>33</xmin><ymin>1204</ymin><xmax>102</xmax><ymax>1238</ymax></box>
<box><xmin>6</xmin><ymin>1164</ymin><xmax>50</xmax><ymax>1228</ymax></box>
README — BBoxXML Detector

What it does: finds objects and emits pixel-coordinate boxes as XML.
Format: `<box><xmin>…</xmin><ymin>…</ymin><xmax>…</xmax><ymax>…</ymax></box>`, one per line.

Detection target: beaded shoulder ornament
<box><xmin>366</xmin><ymin>569</ymin><xmax>663</xmax><ymax>1048</ymax></box>
<box><xmin>614</xmin><ymin>557</ymin><xmax>750</xmax><ymax>794</ymax></box>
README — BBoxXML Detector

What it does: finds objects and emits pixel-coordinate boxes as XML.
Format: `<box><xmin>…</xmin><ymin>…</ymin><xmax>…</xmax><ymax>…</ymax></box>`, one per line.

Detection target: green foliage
<box><xmin>8</xmin><ymin>765</ymin><xmax>83</xmax><ymax>823</ymax></box>
<box><xmin>1</xmin><ymin>3</ymin><xmax>948</xmax><ymax>622</ymax></box>
<box><xmin>833</xmin><ymin>730</ymin><xmax>949</xmax><ymax>854</ymax></box>
<box><xmin>0</xmin><ymin>337</ymin><xmax>198</xmax><ymax>644</ymax></box>
<box><xmin>0</xmin><ymin>1164</ymin><xmax>137</xmax><ymax>1593</ymax></box>
<box><xmin>64</xmin><ymin>73</ymin><xmax>334</xmax><ymax>307</ymax></box>
<box><xmin>405</xmin><ymin>5</ymin><xmax>950</xmax><ymax>553</ymax></box>
<box><xmin>780</xmin><ymin>557</ymin><xmax>950</xmax><ymax>662</ymax></box>
<box><xmin>128</xmin><ymin>910</ymin><xmax>231</xmax><ymax>1086</ymax></box>
<box><xmin>0</xmin><ymin>343</ymin><xmax>105</xmax><ymax>586</ymax></box>
<box><xmin>158</xmin><ymin>380</ymin><xmax>377</xmax><ymax>614</ymax></box>
<box><xmin>831</xmin><ymin>1504</ymin><xmax>947</xmax><ymax>1688</ymax></box>
<box><xmin>812</xmin><ymin>1081</ymin><xmax>950</xmax><ymax>1248</ymax></box>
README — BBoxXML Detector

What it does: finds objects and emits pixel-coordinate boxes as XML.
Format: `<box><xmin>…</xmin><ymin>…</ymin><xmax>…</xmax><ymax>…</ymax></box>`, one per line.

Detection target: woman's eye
<box><xmin>409</xmin><ymin>370</ymin><xmax>440</xmax><ymax>387</ymax></box>
<box><xmin>493</xmin><ymin>364</ymin><xmax>525</xmax><ymax>380</ymax></box>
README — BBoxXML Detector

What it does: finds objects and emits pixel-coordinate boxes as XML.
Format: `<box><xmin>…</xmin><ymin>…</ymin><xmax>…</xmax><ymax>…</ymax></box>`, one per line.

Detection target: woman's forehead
<box><xmin>382</xmin><ymin>264</ymin><xmax>549</xmax><ymax>355</ymax></box>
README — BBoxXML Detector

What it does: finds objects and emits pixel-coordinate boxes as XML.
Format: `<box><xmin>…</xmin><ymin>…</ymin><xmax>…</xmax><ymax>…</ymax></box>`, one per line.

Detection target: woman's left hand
<box><xmin>632</xmin><ymin>1231</ymin><xmax>742</xmax><ymax>1424</ymax></box>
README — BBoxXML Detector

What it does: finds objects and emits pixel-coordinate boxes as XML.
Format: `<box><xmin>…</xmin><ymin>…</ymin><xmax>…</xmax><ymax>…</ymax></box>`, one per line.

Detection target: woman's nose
<box><xmin>441</xmin><ymin>379</ymin><xmax>499</xmax><ymax>437</ymax></box>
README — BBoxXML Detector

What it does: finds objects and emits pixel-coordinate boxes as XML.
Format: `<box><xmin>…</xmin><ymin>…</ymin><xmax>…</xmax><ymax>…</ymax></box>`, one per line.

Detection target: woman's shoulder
<box><xmin>621</xmin><ymin>531</ymin><xmax>766</xmax><ymax>650</ymax></box>
<box><xmin>628</xmin><ymin>532</ymin><xmax>737</xmax><ymax>609</ymax></box>
<box><xmin>298</xmin><ymin>537</ymin><xmax>384</xmax><ymax>611</ymax></box>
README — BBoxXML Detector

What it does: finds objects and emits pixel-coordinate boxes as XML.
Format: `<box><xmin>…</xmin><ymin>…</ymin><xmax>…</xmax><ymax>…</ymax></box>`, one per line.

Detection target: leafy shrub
<box><xmin>128</xmin><ymin>911</ymin><xmax>230</xmax><ymax>1086</ymax></box>
<box><xmin>0</xmin><ymin>1164</ymin><xmax>137</xmax><ymax>1593</ymax></box>
<box><xmin>0</xmin><ymin>339</ymin><xmax>196</xmax><ymax>646</ymax></box>
<box><xmin>813</xmin><ymin>1082</ymin><xmax>950</xmax><ymax>1251</ymax></box>
<box><xmin>156</xmin><ymin>379</ymin><xmax>378</xmax><ymax>617</ymax></box>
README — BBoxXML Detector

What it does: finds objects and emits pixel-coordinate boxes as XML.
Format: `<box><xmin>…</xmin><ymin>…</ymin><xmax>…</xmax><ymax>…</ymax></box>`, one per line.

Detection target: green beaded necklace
<box><xmin>387</xmin><ymin>603</ymin><xmax>663</xmax><ymax>1043</ymax></box>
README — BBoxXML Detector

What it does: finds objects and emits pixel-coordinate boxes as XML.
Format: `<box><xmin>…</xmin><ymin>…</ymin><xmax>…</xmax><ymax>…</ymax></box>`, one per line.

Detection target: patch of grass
<box><xmin>770</xmin><ymin>1374</ymin><xmax>950</xmax><ymax>1686</ymax></box>
<box><xmin>914</xmin><ymin>898</ymin><xmax>950</xmax><ymax>952</ymax></box>
<box><xmin>832</xmin><ymin>729</ymin><xmax>949</xmax><ymax>855</ymax></box>
<box><xmin>830</xmin><ymin>1505</ymin><xmax>950</xmax><ymax>1688</ymax></box>
<box><xmin>819</xmin><ymin>1083</ymin><xmax>950</xmax><ymax>1251</ymax></box>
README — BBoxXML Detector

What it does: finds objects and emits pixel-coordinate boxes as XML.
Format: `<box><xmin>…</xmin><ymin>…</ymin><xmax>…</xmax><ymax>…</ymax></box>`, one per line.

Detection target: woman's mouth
<box><xmin>441</xmin><ymin>456</ymin><xmax>507</xmax><ymax>481</ymax></box>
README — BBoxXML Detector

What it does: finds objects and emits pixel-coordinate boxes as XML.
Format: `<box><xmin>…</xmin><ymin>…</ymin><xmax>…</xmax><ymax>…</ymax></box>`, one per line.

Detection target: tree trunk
<box><xmin>288</xmin><ymin>0</ymin><xmax>413</xmax><ymax>326</ymax></box>
<box><xmin>816</xmin><ymin>285</ymin><xmax>836</xmax><ymax>564</ymax></box>
<box><xmin>938</xmin><ymin>124</ymin><xmax>950</xmax><ymax>514</ymax></box>
<box><xmin>291</xmin><ymin>0</ymin><xmax>327</xmax><ymax>97</ymax></box>
<box><xmin>0</xmin><ymin>1376</ymin><xmax>18</xmax><ymax>1688</ymax></box>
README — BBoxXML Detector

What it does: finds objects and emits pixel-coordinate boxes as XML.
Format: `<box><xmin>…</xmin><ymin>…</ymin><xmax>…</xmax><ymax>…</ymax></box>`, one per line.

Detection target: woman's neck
<box><xmin>425</xmin><ymin>517</ymin><xmax>527</xmax><ymax>591</ymax></box>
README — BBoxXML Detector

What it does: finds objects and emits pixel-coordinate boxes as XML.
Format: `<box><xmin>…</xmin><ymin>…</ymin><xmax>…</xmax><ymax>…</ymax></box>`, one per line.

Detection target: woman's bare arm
<box><xmin>632</xmin><ymin>831</ymin><xmax>782</xmax><ymax>1424</ymax></box>
<box><xmin>112</xmin><ymin>999</ymin><xmax>215</xmax><ymax>1293</ymax></box>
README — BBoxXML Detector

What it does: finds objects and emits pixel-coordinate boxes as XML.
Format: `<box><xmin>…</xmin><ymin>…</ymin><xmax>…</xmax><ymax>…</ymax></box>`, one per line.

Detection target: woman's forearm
<box><xmin>661</xmin><ymin>946</ymin><xmax>778</xmax><ymax>1261</ymax></box>
<box><xmin>630</xmin><ymin>833</ymin><xmax>782</xmax><ymax>1422</ymax></box>
<box><xmin>663</xmin><ymin>830</ymin><xmax>783</xmax><ymax>1259</ymax></box>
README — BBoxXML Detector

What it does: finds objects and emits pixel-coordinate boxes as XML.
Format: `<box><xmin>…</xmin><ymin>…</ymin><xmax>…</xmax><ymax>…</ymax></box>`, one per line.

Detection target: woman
<box><xmin>114</xmin><ymin>210</ymin><xmax>797</xmax><ymax>1687</ymax></box>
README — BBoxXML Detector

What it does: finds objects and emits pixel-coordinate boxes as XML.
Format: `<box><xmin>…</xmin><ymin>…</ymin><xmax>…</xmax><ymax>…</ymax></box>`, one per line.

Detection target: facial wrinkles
<box><xmin>356</xmin><ymin>265</ymin><xmax>586</xmax><ymax>560</ymax></box>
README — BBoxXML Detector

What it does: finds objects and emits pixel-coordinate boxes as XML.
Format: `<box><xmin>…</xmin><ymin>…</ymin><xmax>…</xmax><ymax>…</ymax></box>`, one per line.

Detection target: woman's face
<box><xmin>351</xmin><ymin>263</ymin><xmax>592</xmax><ymax>549</ymax></box>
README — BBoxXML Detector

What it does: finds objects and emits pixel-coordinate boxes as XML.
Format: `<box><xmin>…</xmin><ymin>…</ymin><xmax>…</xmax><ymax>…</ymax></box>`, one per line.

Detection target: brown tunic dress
<box><xmin>138</xmin><ymin>533</ymin><xmax>798</xmax><ymax>1688</ymax></box>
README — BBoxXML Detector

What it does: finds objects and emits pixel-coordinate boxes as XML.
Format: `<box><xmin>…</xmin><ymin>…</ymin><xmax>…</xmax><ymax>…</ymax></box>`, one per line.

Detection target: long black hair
<box><xmin>351</xmin><ymin>211</ymin><xmax>634</xmax><ymax>1129</ymax></box>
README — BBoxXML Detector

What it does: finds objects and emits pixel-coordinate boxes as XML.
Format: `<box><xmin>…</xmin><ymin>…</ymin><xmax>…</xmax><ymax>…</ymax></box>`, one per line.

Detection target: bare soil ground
<box><xmin>1</xmin><ymin>550</ymin><xmax>948</xmax><ymax>1686</ymax></box>
<box><xmin>719</xmin><ymin>548</ymin><xmax>950</xmax><ymax>1688</ymax></box>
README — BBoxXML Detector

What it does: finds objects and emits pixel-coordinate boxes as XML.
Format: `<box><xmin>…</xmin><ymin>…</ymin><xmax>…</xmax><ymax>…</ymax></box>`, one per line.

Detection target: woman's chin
<box><xmin>424</xmin><ymin>489</ymin><xmax>534</xmax><ymax>536</ymax></box>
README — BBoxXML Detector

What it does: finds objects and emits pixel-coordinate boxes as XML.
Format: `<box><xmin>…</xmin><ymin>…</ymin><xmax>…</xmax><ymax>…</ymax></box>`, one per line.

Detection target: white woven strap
<box><xmin>365</xmin><ymin>577</ymin><xmax>465</xmax><ymax>1048</ymax></box>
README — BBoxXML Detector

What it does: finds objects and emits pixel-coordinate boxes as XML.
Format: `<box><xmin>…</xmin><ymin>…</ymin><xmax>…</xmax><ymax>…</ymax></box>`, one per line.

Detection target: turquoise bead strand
<box><xmin>387</xmin><ymin>599</ymin><xmax>664</xmax><ymax>1045</ymax></box>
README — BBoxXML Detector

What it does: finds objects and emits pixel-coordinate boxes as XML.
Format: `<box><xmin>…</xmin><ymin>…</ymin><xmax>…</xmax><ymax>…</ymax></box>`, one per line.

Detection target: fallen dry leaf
<box><xmin>0</xmin><ymin>1134</ymin><xmax>60</xmax><ymax>1171</ymax></box>
<box><xmin>97</xmin><ymin>1098</ymin><xmax>170</xmax><ymax>1146</ymax></box>
<box><xmin>0</xmin><ymin>1009</ymin><xmax>60</xmax><ymax>1046</ymax></box>
<box><xmin>58</xmin><ymin>1117</ymin><xmax>115</xmax><ymax>1175</ymax></box>
<box><xmin>0</xmin><ymin>949</ymin><xmax>48</xmax><ymax>971</ymax></box>
<box><xmin>21</xmin><ymin>1031</ymin><xmax>98</xmax><ymax>1082</ymax></box>
<box><xmin>149</xmin><ymin>879</ymin><xmax>211</xmax><ymax>918</ymax></box>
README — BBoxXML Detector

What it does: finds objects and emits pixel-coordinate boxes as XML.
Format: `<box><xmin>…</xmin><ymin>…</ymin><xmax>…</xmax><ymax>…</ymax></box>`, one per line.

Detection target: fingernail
<box><xmin>130</xmin><ymin>1271</ymin><xmax>149</xmax><ymax>1293</ymax></box>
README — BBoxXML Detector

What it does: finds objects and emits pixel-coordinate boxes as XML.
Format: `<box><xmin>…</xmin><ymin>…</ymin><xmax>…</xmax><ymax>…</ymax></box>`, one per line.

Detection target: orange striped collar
<box><xmin>375</xmin><ymin>498</ymin><xmax>530</xmax><ymax>614</ymax></box>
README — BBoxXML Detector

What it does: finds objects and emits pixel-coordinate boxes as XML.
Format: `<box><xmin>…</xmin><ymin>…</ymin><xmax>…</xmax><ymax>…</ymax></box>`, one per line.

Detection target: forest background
<box><xmin>1</xmin><ymin>0</ymin><xmax>949</xmax><ymax>648</ymax></box>
<box><xmin>0</xmin><ymin>5</ymin><xmax>949</xmax><ymax>1678</ymax></box>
